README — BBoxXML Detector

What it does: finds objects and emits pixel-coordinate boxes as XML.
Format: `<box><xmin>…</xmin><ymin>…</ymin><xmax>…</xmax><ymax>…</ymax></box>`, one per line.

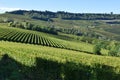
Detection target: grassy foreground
<box><xmin>0</xmin><ymin>41</ymin><xmax>120</xmax><ymax>80</ymax></box>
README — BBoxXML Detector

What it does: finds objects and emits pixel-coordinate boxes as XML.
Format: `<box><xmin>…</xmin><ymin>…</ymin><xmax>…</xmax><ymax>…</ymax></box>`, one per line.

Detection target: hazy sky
<box><xmin>0</xmin><ymin>0</ymin><xmax>120</xmax><ymax>13</ymax></box>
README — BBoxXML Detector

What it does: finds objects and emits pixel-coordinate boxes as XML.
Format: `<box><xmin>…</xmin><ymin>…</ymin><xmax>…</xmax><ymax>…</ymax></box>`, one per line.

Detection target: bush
<box><xmin>93</xmin><ymin>44</ymin><xmax>101</xmax><ymax>55</ymax></box>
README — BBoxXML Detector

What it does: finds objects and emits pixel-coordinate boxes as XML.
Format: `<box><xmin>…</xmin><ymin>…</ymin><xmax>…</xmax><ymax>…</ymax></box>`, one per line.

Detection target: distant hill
<box><xmin>7</xmin><ymin>10</ymin><xmax>120</xmax><ymax>20</ymax></box>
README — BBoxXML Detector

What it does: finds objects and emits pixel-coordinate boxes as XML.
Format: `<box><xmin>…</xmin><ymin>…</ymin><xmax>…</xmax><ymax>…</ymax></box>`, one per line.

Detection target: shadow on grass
<box><xmin>0</xmin><ymin>54</ymin><xmax>120</xmax><ymax>80</ymax></box>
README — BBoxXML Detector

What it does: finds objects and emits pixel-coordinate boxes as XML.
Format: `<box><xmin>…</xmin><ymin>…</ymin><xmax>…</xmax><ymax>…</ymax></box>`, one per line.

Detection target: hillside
<box><xmin>0</xmin><ymin>41</ymin><xmax>120</xmax><ymax>80</ymax></box>
<box><xmin>0</xmin><ymin>23</ymin><xmax>94</xmax><ymax>52</ymax></box>
<box><xmin>1</xmin><ymin>11</ymin><xmax>120</xmax><ymax>41</ymax></box>
<box><xmin>0</xmin><ymin>10</ymin><xmax>120</xmax><ymax>80</ymax></box>
<box><xmin>1</xmin><ymin>10</ymin><xmax>120</xmax><ymax>56</ymax></box>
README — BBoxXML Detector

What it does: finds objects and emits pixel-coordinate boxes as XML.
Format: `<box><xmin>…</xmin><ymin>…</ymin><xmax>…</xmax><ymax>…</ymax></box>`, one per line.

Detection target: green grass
<box><xmin>0</xmin><ymin>41</ymin><xmax>120</xmax><ymax>80</ymax></box>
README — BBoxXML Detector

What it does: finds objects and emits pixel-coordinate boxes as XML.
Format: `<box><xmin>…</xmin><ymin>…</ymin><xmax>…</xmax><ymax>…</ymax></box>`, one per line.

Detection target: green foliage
<box><xmin>108</xmin><ymin>42</ymin><xmax>120</xmax><ymax>57</ymax></box>
<box><xmin>0</xmin><ymin>41</ymin><xmax>120</xmax><ymax>80</ymax></box>
<box><xmin>93</xmin><ymin>44</ymin><xmax>102</xmax><ymax>55</ymax></box>
<box><xmin>9</xmin><ymin>21</ymin><xmax>58</xmax><ymax>35</ymax></box>
<box><xmin>92</xmin><ymin>40</ymin><xmax>120</xmax><ymax>56</ymax></box>
<box><xmin>93</xmin><ymin>41</ymin><xmax>108</xmax><ymax>55</ymax></box>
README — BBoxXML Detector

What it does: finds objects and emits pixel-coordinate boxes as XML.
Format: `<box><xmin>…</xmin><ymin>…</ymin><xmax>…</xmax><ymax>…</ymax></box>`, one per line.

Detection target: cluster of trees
<box><xmin>0</xmin><ymin>18</ymin><xmax>13</xmax><ymax>23</ymax></box>
<box><xmin>106</xmin><ymin>21</ymin><xmax>120</xmax><ymax>24</ymax></box>
<box><xmin>8</xmin><ymin>21</ymin><xmax>58</xmax><ymax>35</ymax></box>
<box><xmin>7</xmin><ymin>10</ymin><xmax>120</xmax><ymax>20</ymax></box>
<box><xmin>59</xmin><ymin>28</ymin><xmax>83</xmax><ymax>36</ymax></box>
<box><xmin>93</xmin><ymin>41</ymin><xmax>120</xmax><ymax>56</ymax></box>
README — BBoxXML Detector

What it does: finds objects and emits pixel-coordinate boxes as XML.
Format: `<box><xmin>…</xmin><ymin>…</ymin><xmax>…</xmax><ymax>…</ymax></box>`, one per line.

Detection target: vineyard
<box><xmin>0</xmin><ymin>41</ymin><xmax>120</xmax><ymax>80</ymax></box>
<box><xmin>0</xmin><ymin>12</ymin><xmax>120</xmax><ymax>80</ymax></box>
<box><xmin>0</xmin><ymin>25</ymin><xmax>94</xmax><ymax>53</ymax></box>
<box><xmin>0</xmin><ymin>26</ymin><xmax>65</xmax><ymax>48</ymax></box>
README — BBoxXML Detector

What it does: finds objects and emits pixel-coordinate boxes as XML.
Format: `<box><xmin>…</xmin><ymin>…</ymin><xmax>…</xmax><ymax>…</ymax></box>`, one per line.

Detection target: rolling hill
<box><xmin>1</xmin><ymin>11</ymin><xmax>120</xmax><ymax>41</ymax></box>
<box><xmin>0</xmin><ymin>23</ymin><xmax>94</xmax><ymax>54</ymax></box>
<box><xmin>0</xmin><ymin>10</ymin><xmax>120</xmax><ymax>80</ymax></box>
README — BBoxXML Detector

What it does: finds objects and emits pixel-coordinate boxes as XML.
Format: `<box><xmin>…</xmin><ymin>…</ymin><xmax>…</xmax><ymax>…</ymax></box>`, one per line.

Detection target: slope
<box><xmin>0</xmin><ymin>13</ymin><xmax>120</xmax><ymax>41</ymax></box>
<box><xmin>0</xmin><ymin>41</ymin><xmax>120</xmax><ymax>80</ymax></box>
<box><xmin>0</xmin><ymin>24</ymin><xmax>94</xmax><ymax>53</ymax></box>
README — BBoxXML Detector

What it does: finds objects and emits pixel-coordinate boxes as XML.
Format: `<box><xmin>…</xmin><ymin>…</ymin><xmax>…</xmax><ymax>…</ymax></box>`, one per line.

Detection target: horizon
<box><xmin>0</xmin><ymin>0</ymin><xmax>120</xmax><ymax>14</ymax></box>
<box><xmin>3</xmin><ymin>9</ymin><xmax>118</xmax><ymax>15</ymax></box>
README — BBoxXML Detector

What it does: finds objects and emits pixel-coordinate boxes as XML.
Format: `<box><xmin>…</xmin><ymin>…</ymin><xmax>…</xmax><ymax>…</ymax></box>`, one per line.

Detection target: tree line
<box><xmin>7</xmin><ymin>10</ymin><xmax>120</xmax><ymax>20</ymax></box>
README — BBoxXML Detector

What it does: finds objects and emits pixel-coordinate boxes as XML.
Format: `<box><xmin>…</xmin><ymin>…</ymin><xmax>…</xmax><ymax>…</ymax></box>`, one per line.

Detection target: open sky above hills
<box><xmin>0</xmin><ymin>0</ymin><xmax>120</xmax><ymax>14</ymax></box>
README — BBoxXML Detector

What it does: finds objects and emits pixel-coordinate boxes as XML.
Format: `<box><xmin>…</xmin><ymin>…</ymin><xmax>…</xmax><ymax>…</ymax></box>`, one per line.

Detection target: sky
<box><xmin>0</xmin><ymin>0</ymin><xmax>120</xmax><ymax>14</ymax></box>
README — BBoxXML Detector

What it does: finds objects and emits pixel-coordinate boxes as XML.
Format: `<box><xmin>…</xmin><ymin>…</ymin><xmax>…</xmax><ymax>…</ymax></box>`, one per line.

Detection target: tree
<box><xmin>108</xmin><ymin>44</ymin><xmax>120</xmax><ymax>57</ymax></box>
<box><xmin>93</xmin><ymin>41</ymin><xmax>107</xmax><ymax>55</ymax></box>
<box><xmin>93</xmin><ymin>43</ymin><xmax>102</xmax><ymax>55</ymax></box>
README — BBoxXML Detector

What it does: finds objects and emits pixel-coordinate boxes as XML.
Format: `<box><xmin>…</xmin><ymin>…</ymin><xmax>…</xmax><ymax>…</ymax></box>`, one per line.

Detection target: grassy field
<box><xmin>0</xmin><ymin>41</ymin><xmax>120</xmax><ymax>80</ymax></box>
